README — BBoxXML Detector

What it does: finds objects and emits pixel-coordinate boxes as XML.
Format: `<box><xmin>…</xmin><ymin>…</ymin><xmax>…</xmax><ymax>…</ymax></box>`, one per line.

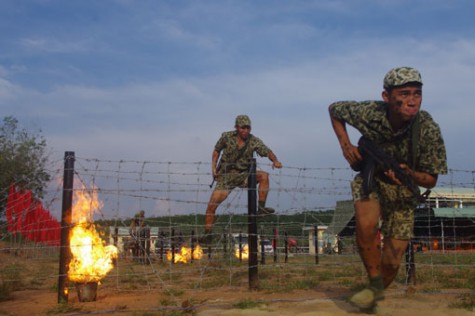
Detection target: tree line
<box><xmin>0</xmin><ymin>116</ymin><xmax>50</xmax><ymax>219</ymax></box>
<box><xmin>96</xmin><ymin>210</ymin><xmax>335</xmax><ymax>239</ymax></box>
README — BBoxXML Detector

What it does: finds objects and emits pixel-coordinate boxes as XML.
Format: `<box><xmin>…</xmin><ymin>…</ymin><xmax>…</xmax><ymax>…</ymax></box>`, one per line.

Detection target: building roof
<box><xmin>433</xmin><ymin>207</ymin><xmax>475</xmax><ymax>218</ymax></box>
<box><xmin>427</xmin><ymin>187</ymin><xmax>475</xmax><ymax>201</ymax></box>
<box><xmin>302</xmin><ymin>225</ymin><xmax>328</xmax><ymax>231</ymax></box>
<box><xmin>109</xmin><ymin>226</ymin><xmax>160</xmax><ymax>236</ymax></box>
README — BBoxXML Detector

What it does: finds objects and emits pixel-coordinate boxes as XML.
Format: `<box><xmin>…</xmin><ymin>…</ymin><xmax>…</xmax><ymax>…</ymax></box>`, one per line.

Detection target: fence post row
<box><xmin>284</xmin><ymin>231</ymin><xmax>288</xmax><ymax>263</ymax></box>
<box><xmin>58</xmin><ymin>151</ymin><xmax>75</xmax><ymax>304</ymax></box>
<box><xmin>314</xmin><ymin>225</ymin><xmax>319</xmax><ymax>264</ymax></box>
<box><xmin>405</xmin><ymin>240</ymin><xmax>416</xmax><ymax>285</ymax></box>
<box><xmin>247</xmin><ymin>158</ymin><xmax>258</xmax><ymax>290</ymax></box>
<box><xmin>260</xmin><ymin>225</ymin><xmax>265</xmax><ymax>265</ymax></box>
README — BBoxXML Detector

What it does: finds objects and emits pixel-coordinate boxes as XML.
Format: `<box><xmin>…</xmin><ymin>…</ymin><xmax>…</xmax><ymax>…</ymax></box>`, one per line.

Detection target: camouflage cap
<box><xmin>235</xmin><ymin>115</ymin><xmax>251</xmax><ymax>127</ymax></box>
<box><xmin>383</xmin><ymin>67</ymin><xmax>423</xmax><ymax>89</ymax></box>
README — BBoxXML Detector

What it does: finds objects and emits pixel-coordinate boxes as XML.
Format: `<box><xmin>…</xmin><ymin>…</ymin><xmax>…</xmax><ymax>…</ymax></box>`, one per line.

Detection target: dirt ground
<box><xmin>1</xmin><ymin>243</ymin><xmax>474</xmax><ymax>316</ymax></box>
<box><xmin>1</xmin><ymin>284</ymin><xmax>473</xmax><ymax>316</ymax></box>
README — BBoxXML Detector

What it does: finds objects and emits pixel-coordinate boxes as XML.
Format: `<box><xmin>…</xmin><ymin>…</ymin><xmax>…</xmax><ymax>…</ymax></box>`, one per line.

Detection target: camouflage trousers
<box><xmin>351</xmin><ymin>175</ymin><xmax>418</xmax><ymax>240</ymax></box>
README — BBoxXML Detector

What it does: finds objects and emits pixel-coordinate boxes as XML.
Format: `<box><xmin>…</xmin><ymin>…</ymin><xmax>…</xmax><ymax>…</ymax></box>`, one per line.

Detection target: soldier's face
<box><xmin>236</xmin><ymin>125</ymin><xmax>251</xmax><ymax>140</ymax></box>
<box><xmin>383</xmin><ymin>83</ymin><xmax>422</xmax><ymax>122</ymax></box>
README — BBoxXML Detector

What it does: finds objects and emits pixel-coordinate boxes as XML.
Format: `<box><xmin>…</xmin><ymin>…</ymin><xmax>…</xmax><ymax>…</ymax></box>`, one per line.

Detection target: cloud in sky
<box><xmin>1</xmin><ymin>0</ymin><xmax>475</xmax><ymax>217</ymax></box>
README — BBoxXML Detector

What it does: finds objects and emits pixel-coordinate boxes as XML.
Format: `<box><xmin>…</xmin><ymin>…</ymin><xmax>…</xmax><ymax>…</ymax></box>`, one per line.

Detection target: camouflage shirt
<box><xmin>214</xmin><ymin>131</ymin><xmax>271</xmax><ymax>173</ymax></box>
<box><xmin>329</xmin><ymin>100</ymin><xmax>448</xmax><ymax>175</ymax></box>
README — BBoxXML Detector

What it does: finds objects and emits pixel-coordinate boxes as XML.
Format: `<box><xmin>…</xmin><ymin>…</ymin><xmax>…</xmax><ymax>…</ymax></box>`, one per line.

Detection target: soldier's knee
<box><xmin>256</xmin><ymin>171</ymin><xmax>269</xmax><ymax>181</ymax></box>
<box><xmin>382</xmin><ymin>261</ymin><xmax>400</xmax><ymax>274</ymax></box>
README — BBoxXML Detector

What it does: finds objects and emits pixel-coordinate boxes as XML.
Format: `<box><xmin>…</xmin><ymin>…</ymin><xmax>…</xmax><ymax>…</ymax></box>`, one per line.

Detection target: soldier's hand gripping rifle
<box><xmin>353</xmin><ymin>137</ymin><xmax>424</xmax><ymax>200</ymax></box>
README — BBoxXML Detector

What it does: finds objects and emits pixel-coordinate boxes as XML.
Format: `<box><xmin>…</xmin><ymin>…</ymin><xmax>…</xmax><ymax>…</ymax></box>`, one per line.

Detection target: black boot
<box><xmin>257</xmin><ymin>201</ymin><xmax>275</xmax><ymax>216</ymax></box>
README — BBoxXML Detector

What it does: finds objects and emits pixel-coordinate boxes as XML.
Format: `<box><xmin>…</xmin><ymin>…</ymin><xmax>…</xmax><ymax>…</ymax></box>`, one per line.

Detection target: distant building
<box><xmin>415</xmin><ymin>187</ymin><xmax>475</xmax><ymax>252</ymax></box>
<box><xmin>109</xmin><ymin>226</ymin><xmax>160</xmax><ymax>253</ymax></box>
<box><xmin>303</xmin><ymin>225</ymin><xmax>339</xmax><ymax>254</ymax></box>
<box><xmin>328</xmin><ymin>187</ymin><xmax>475</xmax><ymax>253</ymax></box>
<box><xmin>425</xmin><ymin>187</ymin><xmax>475</xmax><ymax>209</ymax></box>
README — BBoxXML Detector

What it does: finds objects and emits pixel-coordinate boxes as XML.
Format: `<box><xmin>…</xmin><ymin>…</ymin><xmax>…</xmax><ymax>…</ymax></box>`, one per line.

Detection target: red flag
<box><xmin>43</xmin><ymin>212</ymin><xmax>53</xmax><ymax>244</ymax></box>
<box><xmin>33</xmin><ymin>200</ymin><xmax>44</xmax><ymax>242</ymax></box>
<box><xmin>21</xmin><ymin>200</ymin><xmax>38</xmax><ymax>241</ymax></box>
<box><xmin>51</xmin><ymin>220</ymin><xmax>61</xmax><ymax>246</ymax></box>
<box><xmin>49</xmin><ymin>213</ymin><xmax>61</xmax><ymax>246</ymax></box>
<box><xmin>31</xmin><ymin>202</ymin><xmax>43</xmax><ymax>242</ymax></box>
<box><xmin>48</xmin><ymin>213</ymin><xmax>60</xmax><ymax>246</ymax></box>
<box><xmin>39</xmin><ymin>208</ymin><xmax>48</xmax><ymax>243</ymax></box>
<box><xmin>13</xmin><ymin>189</ymin><xmax>31</xmax><ymax>233</ymax></box>
<box><xmin>6</xmin><ymin>182</ymin><xmax>60</xmax><ymax>245</ymax></box>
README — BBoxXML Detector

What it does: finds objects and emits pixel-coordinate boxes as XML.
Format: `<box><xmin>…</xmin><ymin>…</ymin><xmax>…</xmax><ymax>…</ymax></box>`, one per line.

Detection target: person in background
<box><xmin>328</xmin><ymin>67</ymin><xmax>447</xmax><ymax>310</ymax></box>
<box><xmin>129</xmin><ymin>210</ymin><xmax>150</xmax><ymax>262</ymax></box>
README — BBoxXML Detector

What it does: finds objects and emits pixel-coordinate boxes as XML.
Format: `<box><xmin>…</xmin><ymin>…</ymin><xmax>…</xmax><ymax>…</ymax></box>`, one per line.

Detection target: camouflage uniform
<box><xmin>214</xmin><ymin>131</ymin><xmax>271</xmax><ymax>191</ymax></box>
<box><xmin>329</xmin><ymin>101</ymin><xmax>447</xmax><ymax>239</ymax></box>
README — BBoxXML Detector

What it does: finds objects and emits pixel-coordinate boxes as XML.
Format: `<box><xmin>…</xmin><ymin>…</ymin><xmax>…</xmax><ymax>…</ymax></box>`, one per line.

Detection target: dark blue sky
<box><xmin>1</xmin><ymin>0</ymin><xmax>474</xmax><ymax>170</ymax></box>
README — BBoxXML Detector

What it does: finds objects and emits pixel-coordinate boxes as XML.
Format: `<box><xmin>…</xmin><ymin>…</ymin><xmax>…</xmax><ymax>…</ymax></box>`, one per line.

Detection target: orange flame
<box><xmin>68</xmin><ymin>187</ymin><xmax>118</xmax><ymax>283</ymax></box>
<box><xmin>167</xmin><ymin>245</ymin><xmax>203</xmax><ymax>263</ymax></box>
<box><xmin>193</xmin><ymin>244</ymin><xmax>204</xmax><ymax>260</ymax></box>
<box><xmin>234</xmin><ymin>245</ymin><xmax>249</xmax><ymax>260</ymax></box>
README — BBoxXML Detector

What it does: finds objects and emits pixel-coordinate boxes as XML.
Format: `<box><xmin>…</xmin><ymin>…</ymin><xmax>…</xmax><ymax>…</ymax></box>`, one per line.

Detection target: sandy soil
<box><xmin>0</xmin><ymin>284</ymin><xmax>473</xmax><ymax>316</ymax></box>
<box><xmin>1</xmin><ymin>243</ymin><xmax>473</xmax><ymax>316</ymax></box>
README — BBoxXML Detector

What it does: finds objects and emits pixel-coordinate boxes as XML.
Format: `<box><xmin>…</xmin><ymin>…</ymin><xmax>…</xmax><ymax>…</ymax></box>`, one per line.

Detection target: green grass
<box><xmin>415</xmin><ymin>252</ymin><xmax>475</xmax><ymax>265</ymax></box>
<box><xmin>164</xmin><ymin>288</ymin><xmax>185</xmax><ymax>297</ymax></box>
<box><xmin>2</xmin><ymin>244</ymin><xmax>475</xmax><ymax>314</ymax></box>
<box><xmin>448</xmin><ymin>293</ymin><xmax>475</xmax><ymax>311</ymax></box>
<box><xmin>0</xmin><ymin>264</ymin><xmax>24</xmax><ymax>302</ymax></box>
<box><xmin>233</xmin><ymin>299</ymin><xmax>262</xmax><ymax>309</ymax></box>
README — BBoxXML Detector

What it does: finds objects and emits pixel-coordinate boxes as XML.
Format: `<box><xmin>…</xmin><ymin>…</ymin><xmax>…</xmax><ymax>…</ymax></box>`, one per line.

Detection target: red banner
<box><xmin>6</xmin><ymin>182</ymin><xmax>60</xmax><ymax>245</ymax></box>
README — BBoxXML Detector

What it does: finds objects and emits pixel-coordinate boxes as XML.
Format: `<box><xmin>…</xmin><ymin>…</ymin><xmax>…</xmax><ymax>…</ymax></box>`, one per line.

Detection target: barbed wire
<box><xmin>0</xmin><ymin>157</ymin><xmax>474</xmax><ymax>313</ymax></box>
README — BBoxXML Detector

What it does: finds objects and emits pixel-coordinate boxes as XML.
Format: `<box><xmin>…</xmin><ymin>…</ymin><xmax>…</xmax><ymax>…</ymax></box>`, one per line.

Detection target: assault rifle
<box><xmin>353</xmin><ymin>137</ymin><xmax>426</xmax><ymax>201</ymax></box>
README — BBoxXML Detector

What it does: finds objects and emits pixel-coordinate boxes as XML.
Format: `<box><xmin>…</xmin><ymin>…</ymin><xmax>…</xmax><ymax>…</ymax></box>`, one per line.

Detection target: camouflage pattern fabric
<box><xmin>235</xmin><ymin>115</ymin><xmax>251</xmax><ymax>127</ymax></box>
<box><xmin>215</xmin><ymin>172</ymin><xmax>249</xmax><ymax>191</ymax></box>
<box><xmin>213</xmin><ymin>130</ymin><xmax>271</xmax><ymax>191</ymax></box>
<box><xmin>215</xmin><ymin>131</ymin><xmax>271</xmax><ymax>173</ymax></box>
<box><xmin>351</xmin><ymin>176</ymin><xmax>417</xmax><ymax>239</ymax></box>
<box><xmin>383</xmin><ymin>67</ymin><xmax>423</xmax><ymax>89</ymax></box>
<box><xmin>329</xmin><ymin>100</ymin><xmax>447</xmax><ymax>175</ymax></box>
<box><xmin>330</xmin><ymin>100</ymin><xmax>448</xmax><ymax>239</ymax></box>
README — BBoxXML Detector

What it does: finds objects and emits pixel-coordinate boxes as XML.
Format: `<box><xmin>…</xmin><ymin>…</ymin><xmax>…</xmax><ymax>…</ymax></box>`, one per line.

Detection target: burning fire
<box><xmin>167</xmin><ymin>245</ymin><xmax>203</xmax><ymax>263</ymax></box>
<box><xmin>68</xmin><ymin>187</ymin><xmax>118</xmax><ymax>283</ymax></box>
<box><xmin>235</xmin><ymin>245</ymin><xmax>249</xmax><ymax>260</ymax></box>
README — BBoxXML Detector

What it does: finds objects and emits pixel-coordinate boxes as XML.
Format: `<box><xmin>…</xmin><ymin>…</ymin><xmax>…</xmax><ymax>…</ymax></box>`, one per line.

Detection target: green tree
<box><xmin>0</xmin><ymin>116</ymin><xmax>50</xmax><ymax>217</ymax></box>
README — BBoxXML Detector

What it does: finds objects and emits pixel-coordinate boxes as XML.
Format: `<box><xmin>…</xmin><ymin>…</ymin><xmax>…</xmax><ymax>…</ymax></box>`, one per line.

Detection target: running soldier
<box><xmin>328</xmin><ymin>67</ymin><xmax>447</xmax><ymax>311</ymax></box>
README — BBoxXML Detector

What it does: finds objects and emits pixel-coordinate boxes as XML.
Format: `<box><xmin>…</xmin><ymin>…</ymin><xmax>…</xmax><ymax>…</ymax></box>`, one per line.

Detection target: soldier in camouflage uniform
<box><xmin>329</xmin><ymin>67</ymin><xmax>447</xmax><ymax>310</ymax></box>
<box><xmin>203</xmin><ymin>115</ymin><xmax>282</xmax><ymax>239</ymax></box>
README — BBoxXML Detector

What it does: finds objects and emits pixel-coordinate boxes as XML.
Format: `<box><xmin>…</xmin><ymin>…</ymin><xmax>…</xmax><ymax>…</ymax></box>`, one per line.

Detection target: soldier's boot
<box><xmin>257</xmin><ymin>201</ymin><xmax>275</xmax><ymax>216</ymax></box>
<box><xmin>349</xmin><ymin>275</ymin><xmax>384</xmax><ymax>312</ymax></box>
<box><xmin>349</xmin><ymin>287</ymin><xmax>384</xmax><ymax>312</ymax></box>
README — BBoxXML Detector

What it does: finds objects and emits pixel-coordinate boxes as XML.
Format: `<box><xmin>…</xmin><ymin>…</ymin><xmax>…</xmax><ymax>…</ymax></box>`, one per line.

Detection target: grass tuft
<box><xmin>448</xmin><ymin>293</ymin><xmax>475</xmax><ymax>311</ymax></box>
<box><xmin>233</xmin><ymin>298</ymin><xmax>262</xmax><ymax>309</ymax></box>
